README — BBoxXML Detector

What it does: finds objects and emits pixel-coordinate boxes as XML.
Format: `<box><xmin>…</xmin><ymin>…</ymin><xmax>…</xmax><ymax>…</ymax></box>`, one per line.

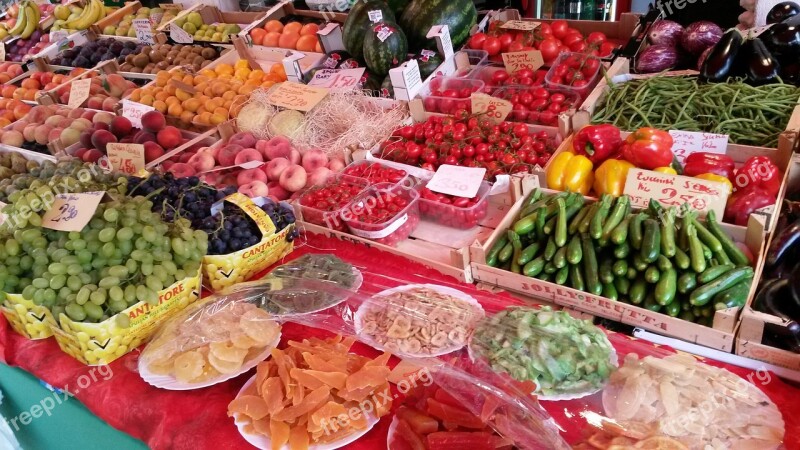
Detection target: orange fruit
<box><xmin>315</xmin><ymin>41</ymin><xmax>323</xmax><ymax>52</ymax></box>
<box><xmin>196</xmin><ymin>111</ymin><xmax>212</xmax><ymax>124</ymax></box>
<box><xmin>237</xmin><ymin>84</ymin><xmax>256</xmax><ymax>95</ymax></box>
<box><xmin>23</xmin><ymin>89</ymin><xmax>36</xmax><ymax>101</ymax></box>
<box><xmin>179</xmin><ymin>110</ymin><xmax>195</xmax><ymax>124</ymax></box>
<box><xmin>278</xmin><ymin>32</ymin><xmax>299</xmax><ymax>49</ymax></box>
<box><xmin>283</xmin><ymin>21</ymin><xmax>302</xmax><ymax>35</ymax></box>
<box><xmin>269</xmin><ymin>64</ymin><xmax>286</xmax><ymax>80</ymax></box>
<box><xmin>20</xmin><ymin>78</ymin><xmax>40</xmax><ymax>89</ymax></box>
<box><xmin>262</xmin><ymin>31</ymin><xmax>280</xmax><ymax>47</ymax></box>
<box><xmin>261</xmin><ymin>80</ymin><xmax>276</xmax><ymax>89</ymax></box>
<box><xmin>296</xmin><ymin>35</ymin><xmax>318</xmax><ymax>52</ymax></box>
<box><xmin>264</xmin><ymin>19</ymin><xmax>283</xmax><ymax>33</ymax></box>
<box><xmin>300</xmin><ymin>23</ymin><xmax>319</xmax><ymax>36</ymax></box>
<box><xmin>249</xmin><ymin>28</ymin><xmax>266</xmax><ymax>45</ymax></box>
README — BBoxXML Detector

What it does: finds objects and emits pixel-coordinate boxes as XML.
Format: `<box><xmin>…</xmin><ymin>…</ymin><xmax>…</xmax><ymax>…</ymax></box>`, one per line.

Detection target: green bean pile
<box><xmin>592</xmin><ymin>76</ymin><xmax>800</xmax><ymax>147</ymax></box>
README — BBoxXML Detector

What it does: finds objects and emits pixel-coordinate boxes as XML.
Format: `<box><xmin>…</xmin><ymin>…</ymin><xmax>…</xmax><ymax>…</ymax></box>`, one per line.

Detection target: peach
<box><xmin>44</xmin><ymin>116</ymin><xmax>62</xmax><ymax>127</ymax></box>
<box><xmin>237</xmin><ymin>168</ymin><xmax>268</xmax><ymax>186</ymax></box>
<box><xmin>162</xmin><ymin>160</ymin><xmax>175</xmax><ymax>171</ymax></box>
<box><xmin>265</xmin><ymin>157</ymin><xmax>290</xmax><ymax>181</ymax></box>
<box><xmin>81</xmin><ymin>110</ymin><xmax>96</xmax><ymax>121</ymax></box>
<box><xmin>110</xmin><ymin>117</ymin><xmax>132</xmax><ymax>139</ymax></box>
<box><xmin>22</xmin><ymin>124</ymin><xmax>37</xmax><ymax>142</ymax></box>
<box><xmin>86</xmin><ymin>96</ymin><xmax>104</xmax><ymax>110</ymax></box>
<box><xmin>328</xmin><ymin>158</ymin><xmax>346</xmax><ymax>172</ymax></box>
<box><xmin>279</xmin><ymin>164</ymin><xmax>307</xmax><ymax>192</ymax></box>
<box><xmin>169</xmin><ymin>162</ymin><xmax>196</xmax><ymax>178</ymax></box>
<box><xmin>308</xmin><ymin>166</ymin><xmax>332</xmax><ymax>187</ymax></box>
<box><xmin>105</xmin><ymin>74</ymin><xmax>129</xmax><ymax>98</ymax></box>
<box><xmin>93</xmin><ymin>112</ymin><xmax>114</xmax><ymax>125</ymax></box>
<box><xmin>134</xmin><ymin>131</ymin><xmax>156</xmax><ymax>145</ymax></box>
<box><xmin>33</xmin><ymin>124</ymin><xmax>52</xmax><ymax>145</ymax></box>
<box><xmin>261</xmin><ymin>137</ymin><xmax>292</xmax><ymax>160</ymax></box>
<box><xmin>73</xmin><ymin>148</ymin><xmax>88</xmax><ymax>159</ymax></box>
<box><xmin>156</xmin><ymin>126</ymin><xmax>181</xmax><ymax>149</ymax></box>
<box><xmin>144</xmin><ymin>142</ymin><xmax>165</xmax><ymax>163</ymax></box>
<box><xmin>0</xmin><ymin>130</ymin><xmax>23</xmax><ymax>147</ymax></box>
<box><xmin>234</xmin><ymin>148</ymin><xmax>263</xmax><ymax>165</ymax></box>
<box><xmin>71</xmin><ymin>118</ymin><xmax>93</xmax><ymax>131</ymax></box>
<box><xmin>142</xmin><ymin>111</ymin><xmax>166</xmax><ymax>133</ymax></box>
<box><xmin>266</xmin><ymin>181</ymin><xmax>290</xmax><ymax>200</ymax></box>
<box><xmin>48</xmin><ymin>128</ymin><xmax>63</xmax><ymax>143</ymax></box>
<box><xmin>217</xmin><ymin>144</ymin><xmax>243</xmax><ymax>166</ymax></box>
<box><xmin>90</xmin><ymin>129</ymin><xmax>117</xmax><ymax>152</ymax></box>
<box><xmin>179</xmin><ymin>152</ymin><xmax>194</xmax><ymax>163</ymax></box>
<box><xmin>288</xmin><ymin>148</ymin><xmax>301</xmax><ymax>165</ymax></box>
<box><xmin>57</xmin><ymin>118</ymin><xmax>73</xmax><ymax>129</ymax></box>
<box><xmin>82</xmin><ymin>149</ymin><xmax>104</xmax><ymax>163</ymax></box>
<box><xmin>229</xmin><ymin>131</ymin><xmax>257</xmax><ymax>149</ymax></box>
<box><xmin>238</xmin><ymin>180</ymin><xmax>269</xmax><ymax>198</ymax></box>
<box><xmin>26</xmin><ymin>105</ymin><xmax>50</xmax><ymax>124</ymax></box>
<box><xmin>60</xmin><ymin>127</ymin><xmax>81</xmax><ymax>147</ymax></box>
<box><xmin>67</xmin><ymin>108</ymin><xmax>84</xmax><ymax>119</ymax></box>
<box><xmin>101</xmin><ymin>97</ymin><xmax>117</xmax><ymax>112</ymax></box>
<box><xmin>301</xmin><ymin>149</ymin><xmax>329</xmax><ymax>173</ymax></box>
<box><xmin>188</xmin><ymin>151</ymin><xmax>215</xmax><ymax>172</ymax></box>
<box><xmin>94</xmin><ymin>122</ymin><xmax>109</xmax><ymax>132</ymax></box>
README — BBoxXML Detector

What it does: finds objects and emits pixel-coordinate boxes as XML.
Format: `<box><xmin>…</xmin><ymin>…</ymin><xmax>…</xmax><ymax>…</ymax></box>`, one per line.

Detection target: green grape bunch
<box><xmin>0</xmin><ymin>195</ymin><xmax>208</xmax><ymax>325</ymax></box>
<box><xmin>0</xmin><ymin>158</ymin><xmax>129</xmax><ymax>232</ymax></box>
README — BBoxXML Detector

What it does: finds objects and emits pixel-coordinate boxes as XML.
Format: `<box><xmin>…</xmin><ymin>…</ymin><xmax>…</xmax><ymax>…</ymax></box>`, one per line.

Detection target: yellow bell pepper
<box><xmin>695</xmin><ymin>172</ymin><xmax>733</xmax><ymax>194</ymax></box>
<box><xmin>653</xmin><ymin>166</ymin><xmax>677</xmax><ymax>175</ymax></box>
<box><xmin>593</xmin><ymin>159</ymin><xmax>635</xmax><ymax>197</ymax></box>
<box><xmin>546</xmin><ymin>151</ymin><xmax>594</xmax><ymax>195</ymax></box>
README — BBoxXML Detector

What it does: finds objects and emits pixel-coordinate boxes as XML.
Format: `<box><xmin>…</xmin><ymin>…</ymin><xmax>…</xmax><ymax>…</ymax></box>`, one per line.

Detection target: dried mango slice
<box><xmin>299</xmin><ymin>369</ymin><xmax>347</xmax><ymax>391</ymax></box>
<box><xmin>288</xmin><ymin>424</ymin><xmax>310</xmax><ymax>450</ymax></box>
<box><xmin>260</xmin><ymin>377</ymin><xmax>286</xmax><ymax>416</ymax></box>
<box><xmin>302</xmin><ymin>353</ymin><xmax>344</xmax><ymax>373</ymax></box>
<box><xmin>346</xmin><ymin>365</ymin><xmax>391</xmax><ymax>391</ymax></box>
<box><xmin>272</xmin><ymin>348</ymin><xmax>295</xmax><ymax>400</ymax></box>
<box><xmin>228</xmin><ymin>395</ymin><xmax>269</xmax><ymax>420</ymax></box>
<box><xmin>272</xmin><ymin>386</ymin><xmax>331</xmax><ymax>422</ymax></box>
<box><xmin>174</xmin><ymin>350</ymin><xmax>205</xmax><ymax>383</ymax></box>
<box><xmin>209</xmin><ymin>341</ymin><xmax>248</xmax><ymax>364</ymax></box>
<box><xmin>252</xmin><ymin>416</ymin><xmax>271</xmax><ymax>436</ymax></box>
<box><xmin>290</xmin><ymin>368</ymin><xmax>326</xmax><ymax>391</ymax></box>
<box><xmin>256</xmin><ymin>361</ymin><xmax>276</xmax><ymax>389</ymax></box>
<box><xmin>292</xmin><ymin>379</ymin><xmax>305</xmax><ymax>406</ymax></box>
<box><xmin>309</xmin><ymin>401</ymin><xmax>348</xmax><ymax>431</ymax></box>
<box><xmin>270</xmin><ymin>419</ymin><xmax>290</xmax><ymax>450</ymax></box>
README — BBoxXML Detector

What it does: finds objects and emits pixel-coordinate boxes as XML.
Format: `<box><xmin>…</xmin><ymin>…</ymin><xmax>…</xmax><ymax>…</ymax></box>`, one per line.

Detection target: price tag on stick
<box><xmin>426</xmin><ymin>164</ymin><xmax>486</xmax><ymax>198</ymax></box>
<box><xmin>502</xmin><ymin>50</ymin><xmax>544</xmax><ymax>74</ymax></box>
<box><xmin>121</xmin><ymin>99</ymin><xmax>155</xmax><ymax>129</ymax></box>
<box><xmin>133</xmin><ymin>18</ymin><xmax>155</xmax><ymax>44</ymax></box>
<box><xmin>106</xmin><ymin>143</ymin><xmax>145</xmax><ymax>174</ymax></box>
<box><xmin>668</xmin><ymin>130</ymin><xmax>728</xmax><ymax>165</ymax></box>
<box><xmin>622</xmin><ymin>168</ymin><xmax>729</xmax><ymax>218</ymax></box>
<box><xmin>267</xmin><ymin>82</ymin><xmax>329</xmax><ymax>112</ymax></box>
<box><xmin>42</xmin><ymin>192</ymin><xmax>106</xmax><ymax>232</ymax></box>
<box><xmin>471</xmin><ymin>93</ymin><xmax>512</xmax><ymax>124</ymax></box>
<box><xmin>68</xmin><ymin>78</ymin><xmax>92</xmax><ymax>109</ymax></box>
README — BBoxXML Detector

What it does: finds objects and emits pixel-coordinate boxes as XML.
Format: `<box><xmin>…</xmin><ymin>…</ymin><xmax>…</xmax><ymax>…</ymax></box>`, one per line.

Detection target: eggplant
<box><xmin>755</xmin><ymin>278</ymin><xmax>800</xmax><ymax>334</ymax></box>
<box><xmin>780</xmin><ymin>60</ymin><xmax>800</xmax><ymax>85</ymax></box>
<box><xmin>743</xmin><ymin>37</ymin><xmax>781</xmax><ymax>85</ymax></box>
<box><xmin>766</xmin><ymin>217</ymin><xmax>800</xmax><ymax>268</ymax></box>
<box><xmin>762</xmin><ymin>22</ymin><xmax>800</xmax><ymax>60</ymax></box>
<box><xmin>699</xmin><ymin>29</ymin><xmax>743</xmax><ymax>82</ymax></box>
<box><xmin>768</xmin><ymin>2</ymin><xmax>800</xmax><ymax>24</ymax></box>
<box><xmin>791</xmin><ymin>264</ymin><xmax>800</xmax><ymax>306</ymax></box>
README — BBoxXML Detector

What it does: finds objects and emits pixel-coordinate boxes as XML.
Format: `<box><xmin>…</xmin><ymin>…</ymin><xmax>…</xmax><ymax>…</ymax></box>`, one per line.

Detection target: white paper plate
<box><xmin>233</xmin><ymin>374</ymin><xmax>379</xmax><ymax>450</ymax></box>
<box><xmin>354</xmin><ymin>283</ymin><xmax>485</xmax><ymax>358</ymax></box>
<box><xmin>139</xmin><ymin>332</ymin><xmax>281</xmax><ymax>391</ymax></box>
<box><xmin>467</xmin><ymin>329</ymin><xmax>617</xmax><ymax>401</ymax></box>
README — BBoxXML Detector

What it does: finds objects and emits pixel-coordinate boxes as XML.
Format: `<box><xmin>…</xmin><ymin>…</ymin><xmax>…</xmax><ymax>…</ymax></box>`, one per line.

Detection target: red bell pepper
<box><xmin>426</xmin><ymin>398</ymin><xmax>484</xmax><ymax>429</ymax></box>
<box><xmin>620</xmin><ymin>127</ymin><xmax>674</xmax><ymax>169</ymax></box>
<box><xmin>683</xmin><ymin>152</ymin><xmax>735</xmax><ymax>180</ymax></box>
<box><xmin>734</xmin><ymin>156</ymin><xmax>782</xmax><ymax>197</ymax></box>
<box><xmin>426</xmin><ymin>432</ymin><xmax>495</xmax><ymax>450</ymax></box>
<box><xmin>572</xmin><ymin>124</ymin><xmax>623</xmax><ymax>164</ymax></box>
<box><xmin>724</xmin><ymin>186</ymin><xmax>776</xmax><ymax>226</ymax></box>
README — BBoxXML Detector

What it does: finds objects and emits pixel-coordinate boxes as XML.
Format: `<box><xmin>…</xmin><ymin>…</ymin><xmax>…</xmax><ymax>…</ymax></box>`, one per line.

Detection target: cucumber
<box><xmin>523</xmin><ymin>256</ymin><xmax>545</xmax><ymax>277</ymax></box>
<box><xmin>581</xmin><ymin>233</ymin><xmax>602</xmax><ymax>295</ymax></box>
<box><xmin>641</xmin><ymin>219</ymin><xmax>661</xmax><ymax>263</ymax></box>
<box><xmin>690</xmin><ymin>266</ymin><xmax>754</xmax><ymax>306</ymax></box>
<box><xmin>508</xmin><ymin>230</ymin><xmax>523</xmax><ymax>274</ymax></box>
<box><xmin>614</xmin><ymin>242</ymin><xmax>630</xmax><ymax>259</ymax></box>
<box><xmin>512</xmin><ymin>215</ymin><xmax>536</xmax><ymax>236</ymax></box>
<box><xmin>602</xmin><ymin>282</ymin><xmax>618</xmax><ymax>300</ymax></box>
<box><xmin>629</xmin><ymin>277</ymin><xmax>647</xmax><ymax>304</ymax></box>
<box><xmin>692</xmin><ymin>216</ymin><xmax>724</xmax><ymax>255</ymax></box>
<box><xmin>713</xmin><ymin>278</ymin><xmax>752</xmax><ymax>310</ymax></box>
<box><xmin>678</xmin><ymin>272</ymin><xmax>697</xmax><ymax>294</ymax></box>
<box><xmin>498</xmin><ymin>242</ymin><xmax>514</xmax><ymax>263</ymax></box>
<box><xmin>569</xmin><ymin>204</ymin><xmax>592</xmax><ymax>235</ymax></box>
<box><xmin>553</xmin><ymin>246</ymin><xmax>567</xmax><ymax>269</ymax></box>
<box><xmin>656</xmin><ymin>255</ymin><xmax>672</xmax><ymax>272</ymax></box>
<box><xmin>626</xmin><ymin>267</ymin><xmax>638</xmax><ymax>280</ymax></box>
<box><xmin>601</xmin><ymin>196</ymin><xmax>629</xmax><ymax>240</ymax></box>
<box><xmin>524</xmin><ymin>188</ymin><xmax>543</xmax><ymax>207</ymax></box>
<box><xmin>578</xmin><ymin>203</ymin><xmax>598</xmax><ymax>234</ymax></box>
<box><xmin>645</xmin><ymin>266</ymin><xmax>660</xmax><ymax>284</ymax></box>
<box><xmin>615</xmin><ymin>276</ymin><xmax>630</xmax><ymax>295</ymax></box>
<box><xmin>486</xmin><ymin>234</ymin><xmax>508</xmax><ymax>267</ymax></box>
<box><xmin>599</xmin><ymin>258</ymin><xmax>615</xmax><ymax>284</ymax></box>
<box><xmin>632</xmin><ymin>253</ymin><xmax>648</xmax><ymax>272</ymax></box>
<box><xmin>555</xmin><ymin>198</ymin><xmax>568</xmax><ymax>247</ymax></box>
<box><xmin>655</xmin><ymin>267</ymin><xmax>677</xmax><ymax>305</ymax></box>
<box><xmin>674</xmin><ymin>247</ymin><xmax>691</xmax><ymax>270</ymax></box>
<box><xmin>697</xmin><ymin>263</ymin><xmax>734</xmax><ymax>284</ymax></box>
<box><xmin>629</xmin><ymin>213</ymin><xmax>647</xmax><ymax>250</ymax></box>
<box><xmin>544</xmin><ymin>236</ymin><xmax>557</xmax><ymax>261</ymax></box>
<box><xmin>535</xmin><ymin>206</ymin><xmax>547</xmax><ymax>238</ymax></box>
<box><xmin>569</xmin><ymin>264</ymin><xmax>585</xmax><ymax>291</ymax></box>
<box><xmin>612</xmin><ymin>259</ymin><xmax>628</xmax><ymax>277</ymax></box>
<box><xmin>555</xmin><ymin>265</ymin><xmax>569</xmax><ymax>285</ymax></box>
<box><xmin>518</xmin><ymin>242</ymin><xmax>541</xmax><ymax>265</ymax></box>
<box><xmin>680</xmin><ymin>310</ymin><xmax>696</xmax><ymax>322</ymax></box>
<box><xmin>644</xmin><ymin>293</ymin><xmax>662</xmax><ymax>312</ymax></box>
<box><xmin>566</xmin><ymin>235</ymin><xmax>582</xmax><ymax>265</ymax></box>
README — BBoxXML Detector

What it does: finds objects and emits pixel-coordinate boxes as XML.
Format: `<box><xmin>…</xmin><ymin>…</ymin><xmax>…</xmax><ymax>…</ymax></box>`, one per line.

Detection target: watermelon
<box><xmin>359</xmin><ymin>70</ymin><xmax>383</xmax><ymax>93</ymax></box>
<box><xmin>379</xmin><ymin>75</ymin><xmax>395</xmax><ymax>98</ymax></box>
<box><xmin>342</xmin><ymin>0</ymin><xmax>396</xmax><ymax>61</ymax></box>
<box><xmin>363</xmin><ymin>22</ymin><xmax>408</xmax><ymax>76</ymax></box>
<box><xmin>415</xmin><ymin>51</ymin><xmax>444</xmax><ymax>80</ymax></box>
<box><xmin>387</xmin><ymin>0</ymin><xmax>410</xmax><ymax>17</ymax></box>
<box><xmin>399</xmin><ymin>0</ymin><xmax>477</xmax><ymax>52</ymax></box>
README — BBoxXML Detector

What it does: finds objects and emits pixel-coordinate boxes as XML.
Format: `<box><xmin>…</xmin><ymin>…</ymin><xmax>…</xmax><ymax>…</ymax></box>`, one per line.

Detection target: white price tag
<box><xmin>426</xmin><ymin>164</ymin><xmax>486</xmax><ymax>198</ymax></box>
<box><xmin>121</xmin><ymin>99</ymin><xmax>155</xmax><ymax>129</ymax></box>
<box><xmin>367</xmin><ymin>10</ymin><xmax>382</xmax><ymax>22</ymax></box>
<box><xmin>376</xmin><ymin>27</ymin><xmax>393</xmax><ymax>42</ymax></box>
<box><xmin>622</xmin><ymin>168</ymin><xmax>729</xmax><ymax>218</ymax></box>
<box><xmin>41</xmin><ymin>192</ymin><xmax>106</xmax><ymax>232</ymax></box>
<box><xmin>68</xmin><ymin>78</ymin><xmax>91</xmax><ymax>109</ymax></box>
<box><xmin>133</xmin><ymin>18</ymin><xmax>155</xmax><ymax>45</ymax></box>
<box><xmin>668</xmin><ymin>130</ymin><xmax>728</xmax><ymax>165</ymax></box>
<box><xmin>170</xmin><ymin>22</ymin><xmax>193</xmax><ymax>43</ymax></box>
<box><xmin>307</xmin><ymin>67</ymin><xmax>366</xmax><ymax>92</ymax></box>
<box><xmin>426</xmin><ymin>25</ymin><xmax>453</xmax><ymax>61</ymax></box>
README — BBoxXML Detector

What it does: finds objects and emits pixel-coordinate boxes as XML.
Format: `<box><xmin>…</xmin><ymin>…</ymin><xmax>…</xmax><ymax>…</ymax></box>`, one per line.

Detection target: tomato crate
<box><xmin>468</xmin><ymin>180</ymin><xmax>767</xmax><ymax>352</ymax></box>
<box><xmin>420</xmin><ymin>76</ymin><xmax>485</xmax><ymax>115</ymax></box>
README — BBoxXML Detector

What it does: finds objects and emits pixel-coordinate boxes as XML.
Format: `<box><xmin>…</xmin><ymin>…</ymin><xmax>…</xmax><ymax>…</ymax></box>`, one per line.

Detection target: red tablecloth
<box><xmin>1</xmin><ymin>233</ymin><xmax>799</xmax><ymax>450</ymax></box>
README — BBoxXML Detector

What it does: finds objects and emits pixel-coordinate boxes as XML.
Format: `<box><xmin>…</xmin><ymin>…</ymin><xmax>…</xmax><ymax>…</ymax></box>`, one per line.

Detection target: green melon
<box><xmin>399</xmin><ymin>0</ymin><xmax>477</xmax><ymax>52</ymax></box>
<box><xmin>362</xmin><ymin>21</ymin><xmax>408</xmax><ymax>76</ymax></box>
<box><xmin>342</xmin><ymin>0</ymin><xmax>396</xmax><ymax>61</ymax></box>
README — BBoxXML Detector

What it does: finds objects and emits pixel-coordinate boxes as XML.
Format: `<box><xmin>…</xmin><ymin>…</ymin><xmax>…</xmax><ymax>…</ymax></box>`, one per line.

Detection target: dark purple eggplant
<box><xmin>755</xmin><ymin>278</ymin><xmax>800</xmax><ymax>334</ymax></box>
<box><xmin>762</xmin><ymin>22</ymin><xmax>800</xmax><ymax>60</ymax></box>
<box><xmin>780</xmin><ymin>60</ymin><xmax>800</xmax><ymax>84</ymax></box>
<box><xmin>744</xmin><ymin>37</ymin><xmax>781</xmax><ymax>85</ymax></box>
<box><xmin>766</xmin><ymin>217</ymin><xmax>800</xmax><ymax>268</ymax></box>
<box><xmin>791</xmin><ymin>264</ymin><xmax>800</xmax><ymax>307</ymax></box>
<box><xmin>768</xmin><ymin>2</ymin><xmax>800</xmax><ymax>24</ymax></box>
<box><xmin>699</xmin><ymin>29</ymin><xmax>743</xmax><ymax>82</ymax></box>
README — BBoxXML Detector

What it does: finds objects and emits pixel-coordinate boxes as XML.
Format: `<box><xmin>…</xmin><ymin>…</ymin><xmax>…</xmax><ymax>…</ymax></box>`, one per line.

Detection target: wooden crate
<box><xmin>469</xmin><ymin>183</ymin><xmax>767</xmax><ymax>352</ymax></box>
<box><xmin>36</xmin><ymin>59</ymin><xmax>120</xmax><ymax>108</ymax></box>
<box><xmin>238</xmin><ymin>0</ymin><xmax>347</xmax><ymax>41</ymax></box>
<box><xmin>92</xmin><ymin>1</ymin><xmax>180</xmax><ymax>40</ymax></box>
<box><xmin>156</xmin><ymin>3</ymin><xmax>266</xmax><ymax>41</ymax></box>
<box><xmin>736</xmin><ymin>158</ymin><xmax>800</xmax><ymax>370</ymax></box>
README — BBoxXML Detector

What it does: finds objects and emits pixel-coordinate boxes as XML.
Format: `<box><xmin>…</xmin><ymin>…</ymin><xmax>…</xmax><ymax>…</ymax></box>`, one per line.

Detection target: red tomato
<box><xmin>564</xmin><ymin>27</ymin><xmax>582</xmax><ymax>38</ymax></box>
<box><xmin>507</xmin><ymin>41</ymin><xmax>525</xmax><ymax>52</ymax></box>
<box><xmin>498</xmin><ymin>33</ymin><xmax>514</xmax><ymax>52</ymax></box>
<box><xmin>539</xmin><ymin>38</ymin><xmax>561</xmax><ymax>63</ymax></box>
<box><xmin>483</xmin><ymin>37</ymin><xmax>502</xmax><ymax>56</ymax></box>
<box><xmin>538</xmin><ymin>23</ymin><xmax>552</xmax><ymax>36</ymax></box>
<box><xmin>581</xmin><ymin>57</ymin><xmax>601</xmax><ymax>78</ymax></box>
<box><xmin>550</xmin><ymin>20</ymin><xmax>569</xmax><ymax>39</ymax></box>
<box><xmin>491</xmin><ymin>69</ymin><xmax>510</xmax><ymax>85</ymax></box>
<box><xmin>599</xmin><ymin>41</ymin><xmax>617</xmax><ymax>57</ymax></box>
<box><xmin>468</xmin><ymin>33</ymin><xmax>487</xmax><ymax>50</ymax></box>
<box><xmin>562</xmin><ymin>33</ymin><xmax>584</xmax><ymax>47</ymax></box>
<box><xmin>587</xmin><ymin>31</ymin><xmax>607</xmax><ymax>45</ymax></box>
<box><xmin>569</xmin><ymin>40</ymin><xmax>588</xmax><ymax>52</ymax></box>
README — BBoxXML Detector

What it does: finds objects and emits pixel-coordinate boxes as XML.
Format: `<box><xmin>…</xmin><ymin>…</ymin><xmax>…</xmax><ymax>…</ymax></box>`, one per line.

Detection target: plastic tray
<box><xmin>421</xmin><ymin>76</ymin><xmax>485</xmax><ymax>115</ymax></box>
<box><xmin>341</xmin><ymin>160</ymin><xmax>412</xmax><ymax>191</ymax></box>
<box><xmin>417</xmin><ymin>181</ymin><xmax>491</xmax><ymax>229</ymax></box>
<box><xmin>296</xmin><ymin>174</ymin><xmax>370</xmax><ymax>232</ymax></box>
<box><xmin>452</xmin><ymin>49</ymin><xmax>489</xmax><ymax>78</ymax></box>
<box><xmin>544</xmin><ymin>51</ymin><xmax>602</xmax><ymax>100</ymax></box>
<box><xmin>491</xmin><ymin>85</ymin><xmax>580</xmax><ymax>126</ymax></box>
<box><xmin>470</xmin><ymin>66</ymin><xmax>548</xmax><ymax>93</ymax></box>
<box><xmin>343</xmin><ymin>183</ymin><xmax>420</xmax><ymax>247</ymax></box>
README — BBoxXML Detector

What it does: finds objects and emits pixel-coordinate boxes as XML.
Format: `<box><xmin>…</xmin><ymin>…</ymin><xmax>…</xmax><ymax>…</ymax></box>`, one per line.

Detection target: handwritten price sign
<box><xmin>133</xmin><ymin>18</ymin><xmax>155</xmax><ymax>44</ymax></box>
<box><xmin>121</xmin><ymin>99</ymin><xmax>155</xmax><ymax>129</ymax></box>
<box><xmin>501</xmin><ymin>20</ymin><xmax>540</xmax><ymax>31</ymax></box>
<box><xmin>107</xmin><ymin>143</ymin><xmax>145</xmax><ymax>175</ymax></box>
<box><xmin>42</xmin><ymin>192</ymin><xmax>106</xmax><ymax>232</ymax></box>
<box><xmin>622</xmin><ymin>168</ymin><xmax>729</xmax><ymax>218</ymax></box>
<box><xmin>668</xmin><ymin>130</ymin><xmax>728</xmax><ymax>165</ymax></box>
<box><xmin>68</xmin><ymin>79</ymin><xmax>92</xmax><ymax>109</ymax></box>
<box><xmin>170</xmin><ymin>23</ymin><xmax>193</xmax><ymax>43</ymax></box>
<box><xmin>501</xmin><ymin>50</ymin><xmax>544</xmax><ymax>74</ymax></box>
<box><xmin>267</xmin><ymin>82</ymin><xmax>329</xmax><ymax>112</ymax></box>
<box><xmin>307</xmin><ymin>68</ymin><xmax>366</xmax><ymax>92</ymax></box>
<box><xmin>471</xmin><ymin>93</ymin><xmax>512</xmax><ymax>124</ymax></box>
<box><xmin>426</xmin><ymin>164</ymin><xmax>486</xmax><ymax>198</ymax></box>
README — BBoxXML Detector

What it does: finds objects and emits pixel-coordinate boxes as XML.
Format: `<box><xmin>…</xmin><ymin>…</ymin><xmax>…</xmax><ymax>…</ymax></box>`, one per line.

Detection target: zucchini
<box><xmin>632</xmin><ymin>253</ymin><xmax>648</xmax><ymax>272</ymax></box>
<box><xmin>664</xmin><ymin>299</ymin><xmax>681</xmax><ymax>317</ymax></box>
<box><xmin>690</xmin><ymin>266</ymin><xmax>754</xmax><ymax>306</ymax></box>
<box><xmin>544</xmin><ymin>236</ymin><xmax>557</xmax><ymax>261</ymax></box>
<box><xmin>544</xmin><ymin>261</ymin><xmax>558</xmax><ymax>274</ymax></box>
<box><xmin>569</xmin><ymin>204</ymin><xmax>592</xmax><ymax>235</ymax></box>
<box><xmin>615</xmin><ymin>276</ymin><xmax>630</xmax><ymax>296</ymax></box>
<box><xmin>713</xmin><ymin>278</ymin><xmax>752</xmax><ymax>310</ymax></box>
<box><xmin>602</xmin><ymin>282</ymin><xmax>618</xmax><ymax>300</ymax></box>
<box><xmin>706</xmin><ymin>210</ymin><xmax>750</xmax><ymax>266</ymax></box>
<box><xmin>581</xmin><ymin>233</ymin><xmax>602</xmax><ymax>295</ymax></box>
<box><xmin>641</xmin><ymin>218</ymin><xmax>661</xmax><ymax>263</ymax></box>
<box><xmin>569</xmin><ymin>264</ymin><xmax>585</xmax><ymax>291</ymax></box>
<box><xmin>645</xmin><ymin>266</ymin><xmax>660</xmax><ymax>284</ymax></box>
<box><xmin>555</xmin><ymin>265</ymin><xmax>569</xmax><ymax>285</ymax></box>
<box><xmin>566</xmin><ymin>235</ymin><xmax>582</xmax><ymax>265</ymax></box>
<box><xmin>523</xmin><ymin>256</ymin><xmax>545</xmax><ymax>277</ymax></box>
<box><xmin>629</xmin><ymin>212</ymin><xmax>646</xmax><ymax>250</ymax></box>
<box><xmin>629</xmin><ymin>277</ymin><xmax>647</xmax><ymax>304</ymax></box>
<box><xmin>486</xmin><ymin>234</ymin><xmax>509</xmax><ymax>267</ymax></box>
<box><xmin>590</xmin><ymin>195</ymin><xmax>612</xmax><ymax>239</ymax></box>
<box><xmin>498</xmin><ymin>242</ymin><xmax>514</xmax><ymax>263</ymax></box>
<box><xmin>518</xmin><ymin>242</ymin><xmax>541</xmax><ymax>265</ymax></box>
<box><xmin>553</xmin><ymin>246</ymin><xmax>567</xmax><ymax>269</ymax></box>
<box><xmin>687</xmin><ymin>224</ymin><xmax>707</xmax><ymax>274</ymax></box>
<box><xmin>644</xmin><ymin>293</ymin><xmax>662</xmax><ymax>312</ymax></box>
<box><xmin>674</xmin><ymin>247</ymin><xmax>690</xmax><ymax>270</ymax></box>
<box><xmin>601</xmin><ymin>196</ymin><xmax>629</xmax><ymax>240</ymax></box>
<box><xmin>612</xmin><ymin>259</ymin><xmax>628</xmax><ymax>277</ymax></box>
<box><xmin>613</xmin><ymin>242</ymin><xmax>630</xmax><ymax>259</ymax></box>
<box><xmin>610</xmin><ymin>215</ymin><xmax>631</xmax><ymax>245</ymax></box>
<box><xmin>578</xmin><ymin>203</ymin><xmax>598</xmax><ymax>234</ymax></box>
<box><xmin>555</xmin><ymin>198</ymin><xmax>568</xmax><ymax>247</ymax></box>
<box><xmin>508</xmin><ymin>230</ymin><xmax>523</xmax><ymax>274</ymax></box>
<box><xmin>660</xmin><ymin>207</ymin><xmax>676</xmax><ymax>257</ymax></box>
<box><xmin>655</xmin><ymin>267</ymin><xmax>677</xmax><ymax>305</ymax></box>
<box><xmin>678</xmin><ymin>272</ymin><xmax>697</xmax><ymax>294</ymax></box>
<box><xmin>697</xmin><ymin>263</ymin><xmax>734</xmax><ymax>284</ymax></box>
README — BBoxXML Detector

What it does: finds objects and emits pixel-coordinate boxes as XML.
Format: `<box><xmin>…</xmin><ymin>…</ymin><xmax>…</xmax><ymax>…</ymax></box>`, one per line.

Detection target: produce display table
<box><xmin>2</xmin><ymin>233</ymin><xmax>800</xmax><ymax>450</ymax></box>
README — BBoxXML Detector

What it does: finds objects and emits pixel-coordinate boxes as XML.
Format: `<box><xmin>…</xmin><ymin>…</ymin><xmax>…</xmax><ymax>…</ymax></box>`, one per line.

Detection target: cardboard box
<box><xmin>91</xmin><ymin>1</ymin><xmax>171</xmax><ymax>42</ymax></box>
<box><xmin>156</xmin><ymin>3</ymin><xmax>266</xmax><ymax>40</ymax></box>
<box><xmin>1</xmin><ymin>294</ymin><xmax>58</xmax><ymax>340</ymax></box>
<box><xmin>469</xmin><ymin>185</ymin><xmax>767</xmax><ymax>352</ymax></box>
